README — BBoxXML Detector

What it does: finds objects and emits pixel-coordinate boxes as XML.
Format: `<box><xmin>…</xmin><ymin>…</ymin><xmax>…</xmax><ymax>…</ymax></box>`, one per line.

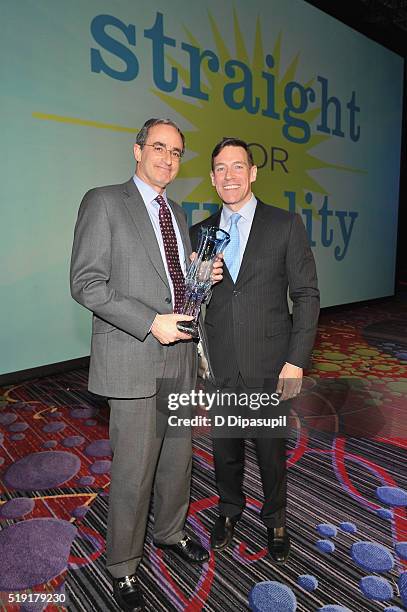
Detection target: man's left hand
<box><xmin>276</xmin><ymin>363</ymin><xmax>303</xmax><ymax>401</ymax></box>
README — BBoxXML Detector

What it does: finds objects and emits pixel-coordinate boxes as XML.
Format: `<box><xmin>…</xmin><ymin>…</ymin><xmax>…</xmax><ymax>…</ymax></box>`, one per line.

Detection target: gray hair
<box><xmin>136</xmin><ymin>118</ymin><xmax>185</xmax><ymax>154</ymax></box>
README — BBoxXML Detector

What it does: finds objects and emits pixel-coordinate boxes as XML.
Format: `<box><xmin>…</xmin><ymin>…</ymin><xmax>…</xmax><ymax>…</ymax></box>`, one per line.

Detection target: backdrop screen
<box><xmin>0</xmin><ymin>0</ymin><xmax>403</xmax><ymax>374</ymax></box>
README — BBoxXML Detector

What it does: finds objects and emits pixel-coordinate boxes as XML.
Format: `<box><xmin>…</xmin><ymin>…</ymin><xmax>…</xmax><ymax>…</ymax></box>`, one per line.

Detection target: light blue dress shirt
<box><xmin>133</xmin><ymin>175</ymin><xmax>186</xmax><ymax>306</ymax></box>
<box><xmin>219</xmin><ymin>194</ymin><xmax>257</xmax><ymax>270</ymax></box>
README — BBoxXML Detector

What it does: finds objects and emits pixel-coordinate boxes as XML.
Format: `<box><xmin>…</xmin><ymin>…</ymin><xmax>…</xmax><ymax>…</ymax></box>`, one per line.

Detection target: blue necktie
<box><xmin>224</xmin><ymin>213</ymin><xmax>241</xmax><ymax>282</ymax></box>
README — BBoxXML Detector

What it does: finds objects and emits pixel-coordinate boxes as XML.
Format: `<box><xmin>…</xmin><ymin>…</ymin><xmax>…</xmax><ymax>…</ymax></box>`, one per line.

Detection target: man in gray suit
<box><xmin>190</xmin><ymin>137</ymin><xmax>319</xmax><ymax>564</ymax></box>
<box><xmin>70</xmin><ymin>118</ymin><xmax>220</xmax><ymax>611</ymax></box>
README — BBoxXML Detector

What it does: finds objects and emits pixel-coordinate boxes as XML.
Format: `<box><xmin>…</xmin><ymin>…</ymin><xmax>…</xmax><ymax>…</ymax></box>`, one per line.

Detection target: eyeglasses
<box><xmin>143</xmin><ymin>142</ymin><xmax>184</xmax><ymax>160</ymax></box>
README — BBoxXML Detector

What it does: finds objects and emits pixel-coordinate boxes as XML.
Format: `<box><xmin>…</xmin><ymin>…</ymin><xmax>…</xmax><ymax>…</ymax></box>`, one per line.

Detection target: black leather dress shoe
<box><xmin>211</xmin><ymin>515</ymin><xmax>239</xmax><ymax>550</ymax></box>
<box><xmin>267</xmin><ymin>527</ymin><xmax>291</xmax><ymax>563</ymax></box>
<box><xmin>113</xmin><ymin>574</ymin><xmax>144</xmax><ymax>611</ymax></box>
<box><xmin>154</xmin><ymin>535</ymin><xmax>209</xmax><ymax>563</ymax></box>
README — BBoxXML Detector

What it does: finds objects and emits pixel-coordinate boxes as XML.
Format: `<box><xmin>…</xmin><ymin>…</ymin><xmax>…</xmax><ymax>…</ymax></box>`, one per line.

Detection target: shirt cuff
<box><xmin>285</xmin><ymin>362</ymin><xmax>302</xmax><ymax>370</ymax></box>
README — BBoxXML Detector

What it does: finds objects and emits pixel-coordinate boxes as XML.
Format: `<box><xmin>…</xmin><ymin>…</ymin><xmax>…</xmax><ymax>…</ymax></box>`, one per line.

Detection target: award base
<box><xmin>176</xmin><ymin>320</ymin><xmax>199</xmax><ymax>339</ymax></box>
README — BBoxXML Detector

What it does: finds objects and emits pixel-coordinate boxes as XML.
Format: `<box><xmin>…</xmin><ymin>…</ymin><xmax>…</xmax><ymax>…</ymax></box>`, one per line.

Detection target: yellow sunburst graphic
<box><xmin>154</xmin><ymin>9</ymin><xmax>359</xmax><ymax>213</ymax></box>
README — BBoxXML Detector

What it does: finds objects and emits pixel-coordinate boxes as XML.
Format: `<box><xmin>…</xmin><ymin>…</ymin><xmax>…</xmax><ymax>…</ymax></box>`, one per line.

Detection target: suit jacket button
<box><xmin>165</xmin><ymin>297</ymin><xmax>171</xmax><ymax>303</ymax></box>
<box><xmin>233</xmin><ymin>290</ymin><xmax>239</xmax><ymax>296</ymax></box>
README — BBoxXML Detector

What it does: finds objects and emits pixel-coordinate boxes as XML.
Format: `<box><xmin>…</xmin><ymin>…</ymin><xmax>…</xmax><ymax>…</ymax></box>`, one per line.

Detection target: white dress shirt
<box><xmin>133</xmin><ymin>175</ymin><xmax>186</xmax><ymax>306</ymax></box>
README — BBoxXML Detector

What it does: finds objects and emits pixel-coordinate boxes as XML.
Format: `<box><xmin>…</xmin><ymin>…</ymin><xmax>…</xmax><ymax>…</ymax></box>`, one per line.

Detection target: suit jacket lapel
<box><xmin>208</xmin><ymin>210</ymin><xmax>234</xmax><ymax>285</ymax></box>
<box><xmin>235</xmin><ymin>200</ymin><xmax>268</xmax><ymax>286</ymax></box>
<box><xmin>210</xmin><ymin>210</ymin><xmax>222</xmax><ymax>228</ymax></box>
<box><xmin>168</xmin><ymin>198</ymin><xmax>190</xmax><ymax>266</ymax></box>
<box><xmin>122</xmin><ymin>178</ymin><xmax>169</xmax><ymax>289</ymax></box>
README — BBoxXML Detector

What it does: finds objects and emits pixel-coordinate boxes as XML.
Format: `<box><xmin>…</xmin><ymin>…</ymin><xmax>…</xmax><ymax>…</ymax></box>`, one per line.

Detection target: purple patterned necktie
<box><xmin>155</xmin><ymin>194</ymin><xmax>185</xmax><ymax>313</ymax></box>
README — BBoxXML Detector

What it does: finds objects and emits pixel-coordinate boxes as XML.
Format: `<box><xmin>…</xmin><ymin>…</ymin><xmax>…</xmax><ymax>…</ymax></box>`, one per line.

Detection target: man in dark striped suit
<box><xmin>190</xmin><ymin>137</ymin><xmax>320</xmax><ymax>563</ymax></box>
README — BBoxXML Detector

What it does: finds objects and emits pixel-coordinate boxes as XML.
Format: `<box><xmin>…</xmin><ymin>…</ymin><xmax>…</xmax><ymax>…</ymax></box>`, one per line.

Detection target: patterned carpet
<box><xmin>0</xmin><ymin>297</ymin><xmax>406</xmax><ymax>611</ymax></box>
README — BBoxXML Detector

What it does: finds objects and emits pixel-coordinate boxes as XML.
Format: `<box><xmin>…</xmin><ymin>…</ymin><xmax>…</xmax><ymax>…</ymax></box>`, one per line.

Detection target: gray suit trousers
<box><xmin>106</xmin><ymin>341</ymin><xmax>195</xmax><ymax>578</ymax></box>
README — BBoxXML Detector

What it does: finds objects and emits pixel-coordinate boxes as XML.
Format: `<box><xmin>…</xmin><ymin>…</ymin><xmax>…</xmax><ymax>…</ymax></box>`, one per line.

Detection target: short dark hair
<box><xmin>136</xmin><ymin>118</ymin><xmax>185</xmax><ymax>154</ymax></box>
<box><xmin>211</xmin><ymin>137</ymin><xmax>254</xmax><ymax>170</ymax></box>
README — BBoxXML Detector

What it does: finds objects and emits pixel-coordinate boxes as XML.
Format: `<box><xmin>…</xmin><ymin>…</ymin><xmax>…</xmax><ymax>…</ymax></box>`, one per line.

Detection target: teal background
<box><xmin>0</xmin><ymin>0</ymin><xmax>403</xmax><ymax>375</ymax></box>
